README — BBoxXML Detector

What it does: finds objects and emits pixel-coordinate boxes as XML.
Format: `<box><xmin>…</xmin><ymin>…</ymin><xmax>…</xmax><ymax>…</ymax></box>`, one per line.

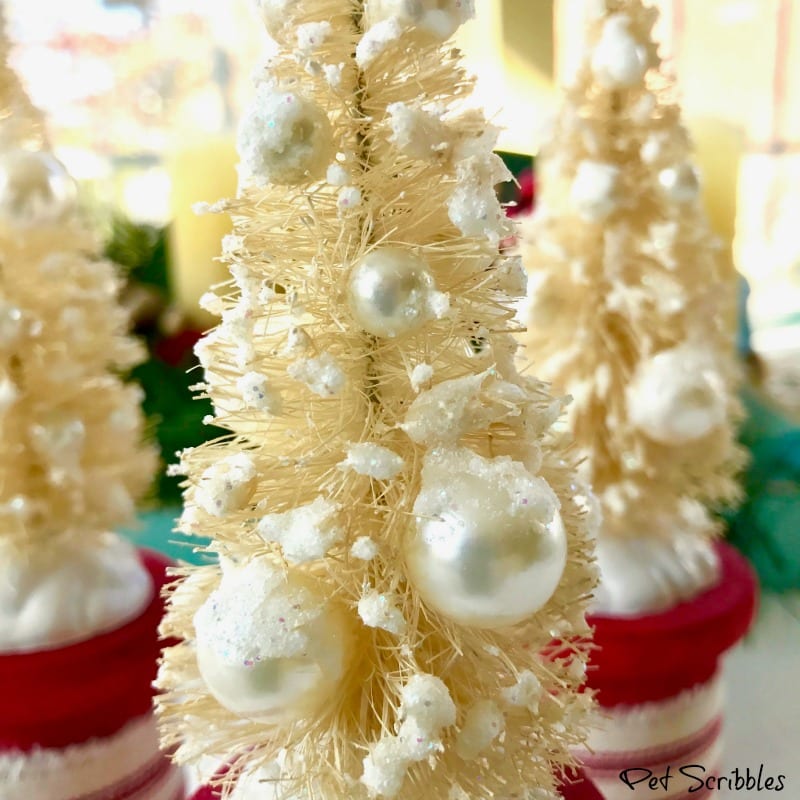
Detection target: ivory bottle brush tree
<box><xmin>0</xmin><ymin>8</ymin><xmax>156</xmax><ymax>651</ymax></box>
<box><xmin>157</xmin><ymin>1</ymin><xmax>596</xmax><ymax>798</ymax></box>
<box><xmin>519</xmin><ymin>0</ymin><xmax>745</xmax><ymax>615</ymax></box>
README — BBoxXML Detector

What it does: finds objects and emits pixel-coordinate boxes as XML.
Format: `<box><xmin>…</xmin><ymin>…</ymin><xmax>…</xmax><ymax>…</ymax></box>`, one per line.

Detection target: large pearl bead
<box><xmin>194</xmin><ymin>561</ymin><xmax>350</xmax><ymax>722</ymax></box>
<box><xmin>570</xmin><ymin>160</ymin><xmax>620</xmax><ymax>222</ymax></box>
<box><xmin>657</xmin><ymin>163</ymin><xmax>700</xmax><ymax>204</ymax></box>
<box><xmin>591</xmin><ymin>14</ymin><xmax>649</xmax><ymax>89</ymax></box>
<box><xmin>238</xmin><ymin>88</ymin><xmax>334</xmax><ymax>186</ymax></box>
<box><xmin>366</xmin><ymin>0</ymin><xmax>474</xmax><ymax>40</ymax></box>
<box><xmin>627</xmin><ymin>346</ymin><xmax>726</xmax><ymax>444</ymax></box>
<box><xmin>348</xmin><ymin>247</ymin><xmax>438</xmax><ymax>338</ymax></box>
<box><xmin>404</xmin><ymin>448</ymin><xmax>568</xmax><ymax>628</ymax></box>
<box><xmin>0</xmin><ymin>149</ymin><xmax>77</xmax><ymax>226</ymax></box>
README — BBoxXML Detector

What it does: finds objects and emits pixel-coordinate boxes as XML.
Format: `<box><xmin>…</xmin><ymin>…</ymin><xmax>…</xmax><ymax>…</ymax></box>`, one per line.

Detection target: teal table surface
<box><xmin>122</xmin><ymin>507</ymin><xmax>212</xmax><ymax>565</ymax></box>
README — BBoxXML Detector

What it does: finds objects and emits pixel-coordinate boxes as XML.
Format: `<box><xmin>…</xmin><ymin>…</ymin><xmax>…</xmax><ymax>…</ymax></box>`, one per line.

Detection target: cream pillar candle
<box><xmin>687</xmin><ymin>115</ymin><xmax>744</xmax><ymax>256</ymax></box>
<box><xmin>167</xmin><ymin>134</ymin><xmax>238</xmax><ymax>326</ymax></box>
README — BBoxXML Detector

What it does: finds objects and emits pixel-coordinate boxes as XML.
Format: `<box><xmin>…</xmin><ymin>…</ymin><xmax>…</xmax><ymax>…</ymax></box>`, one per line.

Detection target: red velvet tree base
<box><xmin>576</xmin><ymin>541</ymin><xmax>757</xmax><ymax>800</ymax></box>
<box><xmin>586</xmin><ymin>541</ymin><xmax>757</xmax><ymax>708</ymax></box>
<box><xmin>0</xmin><ymin>549</ymin><xmax>173</xmax><ymax>749</ymax></box>
<box><xmin>0</xmin><ymin>548</ymin><xmax>184</xmax><ymax>800</ymax></box>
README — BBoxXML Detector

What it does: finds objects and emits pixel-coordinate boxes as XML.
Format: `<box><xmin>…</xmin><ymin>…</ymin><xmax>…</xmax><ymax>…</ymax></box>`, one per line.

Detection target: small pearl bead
<box><xmin>348</xmin><ymin>247</ymin><xmax>438</xmax><ymax>338</ymax></box>
<box><xmin>658</xmin><ymin>163</ymin><xmax>700</xmax><ymax>204</ymax></box>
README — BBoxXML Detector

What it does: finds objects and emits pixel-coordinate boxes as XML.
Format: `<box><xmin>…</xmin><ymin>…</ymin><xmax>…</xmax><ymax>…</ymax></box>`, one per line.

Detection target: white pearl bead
<box><xmin>348</xmin><ymin>247</ymin><xmax>438</xmax><ymax>338</ymax></box>
<box><xmin>570</xmin><ymin>160</ymin><xmax>620</xmax><ymax>222</ymax></box>
<box><xmin>195</xmin><ymin>564</ymin><xmax>350</xmax><ymax>722</ymax></box>
<box><xmin>238</xmin><ymin>88</ymin><xmax>333</xmax><ymax>186</ymax></box>
<box><xmin>367</xmin><ymin>0</ymin><xmax>475</xmax><ymax>40</ymax></box>
<box><xmin>404</xmin><ymin>451</ymin><xmax>567</xmax><ymax>628</ymax></box>
<box><xmin>627</xmin><ymin>346</ymin><xmax>726</xmax><ymax>444</ymax></box>
<box><xmin>591</xmin><ymin>14</ymin><xmax>649</xmax><ymax>89</ymax></box>
<box><xmin>0</xmin><ymin>303</ymin><xmax>24</xmax><ymax>347</ymax></box>
<box><xmin>658</xmin><ymin>163</ymin><xmax>700</xmax><ymax>204</ymax></box>
<box><xmin>0</xmin><ymin>150</ymin><xmax>76</xmax><ymax>227</ymax></box>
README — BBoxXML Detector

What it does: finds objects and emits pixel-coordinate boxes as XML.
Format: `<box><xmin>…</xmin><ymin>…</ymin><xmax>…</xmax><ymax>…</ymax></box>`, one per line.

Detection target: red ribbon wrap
<box><xmin>0</xmin><ymin>549</ymin><xmax>174</xmax><ymax>751</ymax></box>
<box><xmin>586</xmin><ymin>541</ymin><xmax>758</xmax><ymax>707</ymax></box>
